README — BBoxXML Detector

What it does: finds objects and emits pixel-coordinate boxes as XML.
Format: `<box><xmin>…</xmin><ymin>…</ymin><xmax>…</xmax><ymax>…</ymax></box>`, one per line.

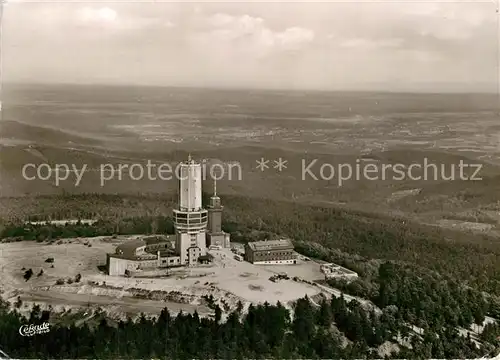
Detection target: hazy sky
<box><xmin>3</xmin><ymin>0</ymin><xmax>499</xmax><ymax>92</ymax></box>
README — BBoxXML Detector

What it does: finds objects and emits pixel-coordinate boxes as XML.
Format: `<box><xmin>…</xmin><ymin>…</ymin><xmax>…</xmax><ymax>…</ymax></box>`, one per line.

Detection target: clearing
<box><xmin>0</xmin><ymin>237</ymin><xmax>356</xmax><ymax>319</ymax></box>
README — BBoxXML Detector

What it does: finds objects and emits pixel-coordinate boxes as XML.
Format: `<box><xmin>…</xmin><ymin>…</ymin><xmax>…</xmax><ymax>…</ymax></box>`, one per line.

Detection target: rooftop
<box><xmin>199</xmin><ymin>254</ymin><xmax>214</xmax><ymax>262</ymax></box>
<box><xmin>247</xmin><ymin>239</ymin><xmax>294</xmax><ymax>251</ymax></box>
<box><xmin>115</xmin><ymin>236</ymin><xmax>172</xmax><ymax>258</ymax></box>
<box><xmin>181</xmin><ymin>154</ymin><xmax>199</xmax><ymax>166</ymax></box>
<box><xmin>143</xmin><ymin>235</ymin><xmax>172</xmax><ymax>246</ymax></box>
<box><xmin>157</xmin><ymin>249</ymin><xmax>177</xmax><ymax>257</ymax></box>
<box><xmin>107</xmin><ymin>253</ymin><xmax>156</xmax><ymax>261</ymax></box>
<box><xmin>116</xmin><ymin>239</ymin><xmax>146</xmax><ymax>258</ymax></box>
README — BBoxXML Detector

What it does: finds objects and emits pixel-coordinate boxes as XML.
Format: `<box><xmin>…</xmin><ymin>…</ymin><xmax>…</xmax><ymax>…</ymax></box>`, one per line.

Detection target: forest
<box><xmin>1</xmin><ymin>193</ymin><xmax>500</xmax><ymax>358</ymax></box>
<box><xmin>0</xmin><ymin>260</ymin><xmax>499</xmax><ymax>359</ymax></box>
<box><xmin>1</xmin><ymin>264</ymin><xmax>498</xmax><ymax>359</ymax></box>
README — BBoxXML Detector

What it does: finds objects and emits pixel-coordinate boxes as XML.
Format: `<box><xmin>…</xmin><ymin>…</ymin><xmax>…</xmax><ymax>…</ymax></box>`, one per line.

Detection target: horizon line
<box><xmin>2</xmin><ymin>81</ymin><xmax>499</xmax><ymax>96</ymax></box>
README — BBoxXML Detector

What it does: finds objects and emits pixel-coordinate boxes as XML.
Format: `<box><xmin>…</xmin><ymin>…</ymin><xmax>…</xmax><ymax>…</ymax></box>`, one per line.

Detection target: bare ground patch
<box><xmin>0</xmin><ymin>242</ymin><xmax>329</xmax><ymax>318</ymax></box>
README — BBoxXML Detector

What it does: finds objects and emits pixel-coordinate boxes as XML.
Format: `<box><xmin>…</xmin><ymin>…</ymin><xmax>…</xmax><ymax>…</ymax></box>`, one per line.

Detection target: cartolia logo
<box><xmin>18</xmin><ymin>322</ymin><xmax>50</xmax><ymax>336</ymax></box>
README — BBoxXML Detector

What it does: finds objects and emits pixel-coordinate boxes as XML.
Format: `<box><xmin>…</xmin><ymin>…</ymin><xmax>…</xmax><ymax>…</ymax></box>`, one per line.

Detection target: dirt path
<box><xmin>315</xmin><ymin>283</ymin><xmax>381</xmax><ymax>314</ymax></box>
<box><xmin>22</xmin><ymin>290</ymin><xmax>212</xmax><ymax>316</ymax></box>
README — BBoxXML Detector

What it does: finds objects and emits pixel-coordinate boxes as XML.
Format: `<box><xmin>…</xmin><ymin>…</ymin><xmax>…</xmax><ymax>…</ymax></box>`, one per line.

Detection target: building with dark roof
<box><xmin>106</xmin><ymin>235</ymin><xmax>181</xmax><ymax>276</ymax></box>
<box><xmin>115</xmin><ymin>239</ymin><xmax>148</xmax><ymax>259</ymax></box>
<box><xmin>244</xmin><ymin>239</ymin><xmax>297</xmax><ymax>265</ymax></box>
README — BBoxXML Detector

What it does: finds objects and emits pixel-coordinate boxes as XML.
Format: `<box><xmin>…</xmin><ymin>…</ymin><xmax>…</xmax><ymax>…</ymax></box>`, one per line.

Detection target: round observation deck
<box><xmin>173</xmin><ymin>209</ymin><xmax>208</xmax><ymax>232</ymax></box>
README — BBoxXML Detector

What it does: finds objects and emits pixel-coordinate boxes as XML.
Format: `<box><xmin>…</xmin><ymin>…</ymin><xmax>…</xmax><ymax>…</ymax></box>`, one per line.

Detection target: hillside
<box><xmin>1</xmin><ymin>139</ymin><xmax>500</xmax><ymax>233</ymax></box>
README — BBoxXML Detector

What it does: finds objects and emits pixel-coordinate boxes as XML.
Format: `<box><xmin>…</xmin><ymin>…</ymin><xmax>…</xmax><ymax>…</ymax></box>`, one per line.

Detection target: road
<box><xmin>0</xmin><ymin>348</ymin><xmax>10</xmax><ymax>359</ymax></box>
<box><xmin>21</xmin><ymin>290</ymin><xmax>212</xmax><ymax>317</ymax></box>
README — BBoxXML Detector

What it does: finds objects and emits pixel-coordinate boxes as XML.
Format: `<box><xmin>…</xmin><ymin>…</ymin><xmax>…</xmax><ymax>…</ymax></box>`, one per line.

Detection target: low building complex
<box><xmin>244</xmin><ymin>239</ymin><xmax>297</xmax><ymax>265</ymax></box>
<box><xmin>106</xmin><ymin>235</ymin><xmax>181</xmax><ymax>276</ymax></box>
<box><xmin>320</xmin><ymin>263</ymin><xmax>359</xmax><ymax>281</ymax></box>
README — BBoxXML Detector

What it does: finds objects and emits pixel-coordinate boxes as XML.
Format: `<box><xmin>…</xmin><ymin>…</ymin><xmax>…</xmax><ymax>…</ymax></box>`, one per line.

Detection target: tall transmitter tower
<box><xmin>173</xmin><ymin>155</ymin><xmax>208</xmax><ymax>265</ymax></box>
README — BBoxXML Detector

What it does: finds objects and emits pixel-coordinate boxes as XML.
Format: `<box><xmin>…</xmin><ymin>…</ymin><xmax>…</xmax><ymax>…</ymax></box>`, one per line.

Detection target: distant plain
<box><xmin>1</xmin><ymin>83</ymin><xmax>500</xmax><ymax>232</ymax></box>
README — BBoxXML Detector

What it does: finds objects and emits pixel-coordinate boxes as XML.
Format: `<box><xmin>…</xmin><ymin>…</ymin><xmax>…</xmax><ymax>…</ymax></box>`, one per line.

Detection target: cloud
<box><xmin>339</xmin><ymin>37</ymin><xmax>403</xmax><ymax>49</ymax></box>
<box><xmin>200</xmin><ymin>13</ymin><xmax>315</xmax><ymax>53</ymax></box>
<box><xmin>275</xmin><ymin>27</ymin><xmax>315</xmax><ymax>47</ymax></box>
<box><xmin>80</xmin><ymin>7</ymin><xmax>118</xmax><ymax>23</ymax></box>
<box><xmin>3</xmin><ymin>2</ymin><xmax>497</xmax><ymax>91</ymax></box>
<box><xmin>208</xmin><ymin>13</ymin><xmax>263</xmax><ymax>28</ymax></box>
<box><xmin>8</xmin><ymin>4</ymin><xmax>175</xmax><ymax>35</ymax></box>
<box><xmin>76</xmin><ymin>6</ymin><xmax>175</xmax><ymax>31</ymax></box>
<box><xmin>397</xmin><ymin>2</ymin><xmax>492</xmax><ymax>41</ymax></box>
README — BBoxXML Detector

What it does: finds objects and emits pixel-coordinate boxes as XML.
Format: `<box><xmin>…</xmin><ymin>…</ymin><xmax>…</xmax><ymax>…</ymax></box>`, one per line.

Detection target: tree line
<box><xmin>0</xmin><ymin>286</ymin><xmax>492</xmax><ymax>359</ymax></box>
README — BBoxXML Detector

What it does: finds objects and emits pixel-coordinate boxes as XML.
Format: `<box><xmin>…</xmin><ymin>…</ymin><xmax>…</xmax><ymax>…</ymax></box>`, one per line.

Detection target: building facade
<box><xmin>107</xmin><ymin>235</ymin><xmax>182</xmax><ymax>276</ymax></box>
<box><xmin>320</xmin><ymin>263</ymin><xmax>358</xmax><ymax>281</ymax></box>
<box><xmin>244</xmin><ymin>239</ymin><xmax>296</xmax><ymax>265</ymax></box>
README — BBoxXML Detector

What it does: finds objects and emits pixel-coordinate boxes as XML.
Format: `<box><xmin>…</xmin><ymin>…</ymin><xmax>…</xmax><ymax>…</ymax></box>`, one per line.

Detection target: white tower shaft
<box><xmin>178</xmin><ymin>160</ymin><xmax>202</xmax><ymax>211</ymax></box>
